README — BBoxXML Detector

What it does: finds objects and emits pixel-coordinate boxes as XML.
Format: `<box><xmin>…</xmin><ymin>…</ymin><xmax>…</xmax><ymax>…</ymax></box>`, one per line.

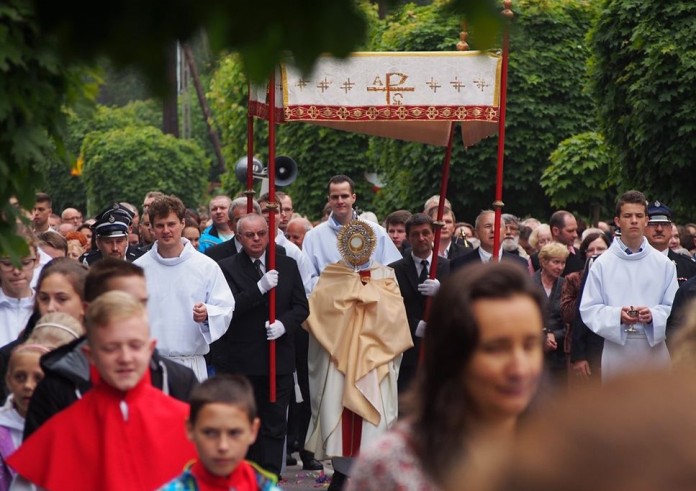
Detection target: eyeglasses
<box><xmin>0</xmin><ymin>257</ymin><xmax>37</xmax><ymax>272</ymax></box>
<box><xmin>242</xmin><ymin>230</ymin><xmax>268</xmax><ymax>239</ymax></box>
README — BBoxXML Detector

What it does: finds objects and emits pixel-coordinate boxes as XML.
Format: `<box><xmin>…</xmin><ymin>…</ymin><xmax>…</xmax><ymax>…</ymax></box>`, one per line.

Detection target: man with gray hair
<box><xmin>502</xmin><ymin>213</ymin><xmax>530</xmax><ymax>259</ymax></box>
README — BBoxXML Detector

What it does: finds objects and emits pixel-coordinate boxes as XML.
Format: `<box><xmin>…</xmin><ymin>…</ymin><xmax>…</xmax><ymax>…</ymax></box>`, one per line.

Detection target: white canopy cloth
<box><xmin>249</xmin><ymin>51</ymin><xmax>501</xmax><ymax>147</ymax></box>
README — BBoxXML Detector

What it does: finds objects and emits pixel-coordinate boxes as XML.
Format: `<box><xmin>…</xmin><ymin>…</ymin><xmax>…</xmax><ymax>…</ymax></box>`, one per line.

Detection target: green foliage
<box><xmin>32</xmin><ymin>0</ymin><xmax>368</xmax><ymax>89</ymax></box>
<box><xmin>81</xmin><ymin>126</ymin><xmax>209</xmax><ymax>215</ymax></box>
<box><xmin>589</xmin><ymin>0</ymin><xmax>696</xmax><ymax>219</ymax></box>
<box><xmin>209</xmin><ymin>0</ymin><xmax>599</xmax><ymax>223</ymax></box>
<box><xmin>36</xmin><ymin>101</ymin><xmax>162</xmax><ymax>213</ymax></box>
<box><xmin>369</xmin><ymin>0</ymin><xmax>600</xmax><ymax>221</ymax></box>
<box><xmin>210</xmin><ymin>53</ymin><xmax>375</xmax><ymax>221</ymax></box>
<box><xmin>541</xmin><ymin>131</ymin><xmax>618</xmax><ymax>220</ymax></box>
<box><xmin>0</xmin><ymin>0</ymin><xmax>96</xmax><ymax>259</ymax></box>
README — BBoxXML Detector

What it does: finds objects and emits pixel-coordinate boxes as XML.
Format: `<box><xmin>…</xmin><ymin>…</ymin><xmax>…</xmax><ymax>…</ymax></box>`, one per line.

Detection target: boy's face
<box><xmin>84</xmin><ymin>313</ymin><xmax>155</xmax><ymax>392</ymax></box>
<box><xmin>187</xmin><ymin>402</ymin><xmax>260</xmax><ymax>478</ymax></box>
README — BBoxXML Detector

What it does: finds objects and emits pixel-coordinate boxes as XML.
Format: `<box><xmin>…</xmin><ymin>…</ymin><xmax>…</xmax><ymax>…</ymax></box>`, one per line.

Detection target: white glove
<box><xmin>266</xmin><ymin>319</ymin><xmax>286</xmax><ymax>340</ymax></box>
<box><xmin>417</xmin><ymin>278</ymin><xmax>440</xmax><ymax>297</ymax></box>
<box><xmin>257</xmin><ymin>269</ymin><xmax>279</xmax><ymax>294</ymax></box>
<box><xmin>415</xmin><ymin>320</ymin><xmax>427</xmax><ymax>338</ymax></box>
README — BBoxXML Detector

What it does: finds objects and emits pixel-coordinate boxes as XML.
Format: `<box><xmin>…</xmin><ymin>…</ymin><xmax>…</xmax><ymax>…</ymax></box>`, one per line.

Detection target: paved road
<box><xmin>279</xmin><ymin>453</ymin><xmax>334</xmax><ymax>490</ymax></box>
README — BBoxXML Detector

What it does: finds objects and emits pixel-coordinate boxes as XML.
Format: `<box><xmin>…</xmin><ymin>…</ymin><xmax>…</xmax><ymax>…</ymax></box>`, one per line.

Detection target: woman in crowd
<box><xmin>183</xmin><ymin>219</ymin><xmax>201</xmax><ymax>251</ymax></box>
<box><xmin>76</xmin><ymin>223</ymin><xmax>93</xmax><ymax>253</ymax></box>
<box><xmin>534</xmin><ymin>242</ymin><xmax>569</xmax><ymax>383</ymax></box>
<box><xmin>345</xmin><ymin>262</ymin><xmax>545</xmax><ymax>490</ymax></box>
<box><xmin>0</xmin><ymin>258</ymin><xmax>87</xmax><ymax>401</ymax></box>
<box><xmin>34</xmin><ymin>258</ymin><xmax>88</xmax><ymax>324</ymax></box>
<box><xmin>528</xmin><ymin>224</ymin><xmax>552</xmax><ymax>254</ymax></box>
<box><xmin>560</xmin><ymin>232</ymin><xmax>611</xmax><ymax>382</ymax></box>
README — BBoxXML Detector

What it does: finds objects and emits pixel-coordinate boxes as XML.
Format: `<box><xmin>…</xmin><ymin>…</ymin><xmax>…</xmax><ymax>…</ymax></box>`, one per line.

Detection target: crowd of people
<box><xmin>2</xmin><ymin>182</ymin><xmax>696</xmax><ymax>490</ymax></box>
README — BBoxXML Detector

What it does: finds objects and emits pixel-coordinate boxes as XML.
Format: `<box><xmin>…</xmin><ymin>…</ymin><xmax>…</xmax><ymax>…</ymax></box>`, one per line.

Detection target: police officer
<box><xmin>80</xmin><ymin>203</ymin><xmax>145</xmax><ymax>265</ymax></box>
<box><xmin>645</xmin><ymin>201</ymin><xmax>696</xmax><ymax>285</ymax></box>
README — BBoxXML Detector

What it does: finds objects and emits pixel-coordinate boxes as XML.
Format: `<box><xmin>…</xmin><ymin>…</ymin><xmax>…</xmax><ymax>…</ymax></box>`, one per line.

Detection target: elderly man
<box><xmin>450</xmin><ymin>210</ymin><xmax>529</xmax><ymax>273</ymax></box>
<box><xmin>60</xmin><ymin>208</ymin><xmax>83</xmax><ymax>227</ymax></box>
<box><xmin>644</xmin><ymin>201</ymin><xmax>696</xmax><ymax>285</ymax></box>
<box><xmin>502</xmin><ymin>213</ymin><xmax>530</xmax><ymax>259</ymax></box>
<box><xmin>214</xmin><ymin>214</ymin><xmax>309</xmax><ymax>478</ymax></box>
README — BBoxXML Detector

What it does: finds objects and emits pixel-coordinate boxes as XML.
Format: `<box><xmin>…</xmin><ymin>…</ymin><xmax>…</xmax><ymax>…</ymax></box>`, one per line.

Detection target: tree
<box><xmin>81</xmin><ymin>126</ymin><xmax>209</xmax><ymax>215</ymax></box>
<box><xmin>541</xmin><ymin>132</ymin><xmax>618</xmax><ymax>225</ymax></box>
<box><xmin>589</xmin><ymin>0</ymin><xmax>696</xmax><ymax>219</ymax></box>
<box><xmin>36</xmin><ymin>101</ymin><xmax>163</xmax><ymax>213</ymax></box>
<box><xmin>208</xmin><ymin>1</ymin><xmax>599</xmax><ymax>222</ymax></box>
<box><xmin>368</xmin><ymin>0</ymin><xmax>600</xmax><ymax>221</ymax></box>
<box><xmin>0</xmin><ymin>0</ymin><xmax>98</xmax><ymax>259</ymax></box>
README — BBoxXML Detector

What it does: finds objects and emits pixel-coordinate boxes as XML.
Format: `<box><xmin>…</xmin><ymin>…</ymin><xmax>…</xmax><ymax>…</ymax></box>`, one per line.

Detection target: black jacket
<box><xmin>450</xmin><ymin>247</ymin><xmax>529</xmax><ymax>273</ymax></box>
<box><xmin>23</xmin><ymin>336</ymin><xmax>198</xmax><ymax>439</ymax></box>
<box><xmin>206</xmin><ymin>239</ymin><xmax>286</xmax><ymax>263</ymax></box>
<box><xmin>213</xmin><ymin>250</ymin><xmax>309</xmax><ymax>376</ymax></box>
<box><xmin>389</xmin><ymin>255</ymin><xmax>449</xmax><ymax>373</ymax></box>
<box><xmin>80</xmin><ymin>245</ymin><xmax>145</xmax><ymax>266</ymax></box>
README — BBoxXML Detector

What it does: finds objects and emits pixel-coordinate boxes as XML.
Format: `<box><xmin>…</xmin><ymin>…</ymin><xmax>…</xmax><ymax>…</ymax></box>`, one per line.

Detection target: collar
<box><xmin>616</xmin><ymin>237</ymin><xmax>644</xmax><ymax>255</ymax></box>
<box><xmin>478</xmin><ymin>246</ymin><xmax>502</xmax><ymax>263</ymax></box>
<box><xmin>410</xmin><ymin>251</ymin><xmax>433</xmax><ymax>266</ymax></box>
<box><xmin>190</xmin><ymin>459</ymin><xmax>259</xmax><ymax>491</ymax></box>
<box><xmin>249</xmin><ymin>253</ymin><xmax>266</xmax><ymax>269</ymax></box>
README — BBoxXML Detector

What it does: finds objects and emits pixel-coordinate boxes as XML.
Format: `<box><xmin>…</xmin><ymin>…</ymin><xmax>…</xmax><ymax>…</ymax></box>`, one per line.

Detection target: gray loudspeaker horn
<box><xmin>274</xmin><ymin>156</ymin><xmax>298</xmax><ymax>187</ymax></box>
<box><xmin>234</xmin><ymin>155</ymin><xmax>297</xmax><ymax>187</ymax></box>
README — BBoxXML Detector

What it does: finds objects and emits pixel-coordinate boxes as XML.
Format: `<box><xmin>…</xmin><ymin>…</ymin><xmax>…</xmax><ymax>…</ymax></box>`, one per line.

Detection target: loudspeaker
<box><xmin>274</xmin><ymin>156</ymin><xmax>298</xmax><ymax>187</ymax></box>
<box><xmin>234</xmin><ymin>155</ymin><xmax>298</xmax><ymax>187</ymax></box>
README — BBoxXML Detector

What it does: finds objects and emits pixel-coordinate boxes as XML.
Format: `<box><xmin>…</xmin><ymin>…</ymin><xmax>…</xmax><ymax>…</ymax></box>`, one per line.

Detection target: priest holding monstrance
<box><xmin>303</xmin><ymin>216</ymin><xmax>412</xmax><ymax>489</ymax></box>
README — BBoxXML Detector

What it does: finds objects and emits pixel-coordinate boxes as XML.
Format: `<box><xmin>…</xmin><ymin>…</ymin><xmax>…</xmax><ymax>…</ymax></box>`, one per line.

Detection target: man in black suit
<box><xmin>645</xmin><ymin>200</ymin><xmax>696</xmax><ymax>286</ymax></box>
<box><xmin>450</xmin><ymin>210</ymin><xmax>529</xmax><ymax>273</ymax></box>
<box><xmin>205</xmin><ymin>197</ymin><xmax>262</xmax><ymax>263</ymax></box>
<box><xmin>214</xmin><ymin>213</ymin><xmax>309</xmax><ymax>479</ymax></box>
<box><xmin>389</xmin><ymin>213</ymin><xmax>449</xmax><ymax>395</ymax></box>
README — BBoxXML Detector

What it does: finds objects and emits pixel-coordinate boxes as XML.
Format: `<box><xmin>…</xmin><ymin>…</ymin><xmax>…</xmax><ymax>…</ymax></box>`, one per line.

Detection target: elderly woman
<box><xmin>534</xmin><ymin>242</ymin><xmax>569</xmax><ymax>382</ymax></box>
<box><xmin>528</xmin><ymin>224</ymin><xmax>553</xmax><ymax>254</ymax></box>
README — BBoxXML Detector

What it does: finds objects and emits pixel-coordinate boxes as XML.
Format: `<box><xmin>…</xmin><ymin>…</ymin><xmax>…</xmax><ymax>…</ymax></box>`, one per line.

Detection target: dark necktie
<box><xmin>418</xmin><ymin>259</ymin><xmax>429</xmax><ymax>284</ymax></box>
<box><xmin>254</xmin><ymin>259</ymin><xmax>263</xmax><ymax>279</ymax></box>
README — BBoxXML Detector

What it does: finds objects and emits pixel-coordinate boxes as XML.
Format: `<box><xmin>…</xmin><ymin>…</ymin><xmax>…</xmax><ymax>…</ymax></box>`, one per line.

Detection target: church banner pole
<box><xmin>419</xmin><ymin>121</ymin><xmax>456</xmax><ymax>364</ymax></box>
<box><xmin>267</xmin><ymin>71</ymin><xmax>278</xmax><ymax>402</ymax></box>
<box><xmin>492</xmin><ymin>0</ymin><xmax>513</xmax><ymax>260</ymax></box>
<box><xmin>246</xmin><ymin>82</ymin><xmax>255</xmax><ymax>213</ymax></box>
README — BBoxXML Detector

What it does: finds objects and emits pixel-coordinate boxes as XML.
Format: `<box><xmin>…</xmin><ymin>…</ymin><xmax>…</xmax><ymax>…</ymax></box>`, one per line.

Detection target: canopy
<box><xmin>249</xmin><ymin>51</ymin><xmax>501</xmax><ymax>147</ymax></box>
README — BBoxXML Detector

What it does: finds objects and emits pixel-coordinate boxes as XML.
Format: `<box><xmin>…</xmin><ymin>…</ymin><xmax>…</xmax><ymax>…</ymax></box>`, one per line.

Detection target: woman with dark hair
<box><xmin>345</xmin><ymin>262</ymin><xmax>545</xmax><ymax>490</ymax></box>
<box><xmin>560</xmin><ymin>232</ymin><xmax>611</xmax><ymax>383</ymax></box>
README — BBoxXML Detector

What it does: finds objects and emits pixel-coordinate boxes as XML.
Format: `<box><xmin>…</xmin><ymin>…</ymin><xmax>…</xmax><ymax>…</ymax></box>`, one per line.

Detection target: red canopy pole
<box><xmin>246</xmin><ymin>82</ymin><xmax>255</xmax><ymax>213</ymax></box>
<box><xmin>492</xmin><ymin>0</ymin><xmax>513</xmax><ymax>262</ymax></box>
<box><xmin>419</xmin><ymin>122</ymin><xmax>456</xmax><ymax>364</ymax></box>
<box><xmin>267</xmin><ymin>71</ymin><xmax>278</xmax><ymax>402</ymax></box>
